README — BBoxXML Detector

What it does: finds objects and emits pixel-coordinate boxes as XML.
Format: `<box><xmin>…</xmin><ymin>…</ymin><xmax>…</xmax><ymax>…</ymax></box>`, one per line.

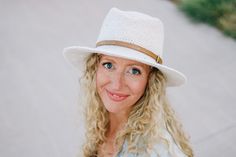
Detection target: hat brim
<box><xmin>63</xmin><ymin>45</ymin><xmax>187</xmax><ymax>87</ymax></box>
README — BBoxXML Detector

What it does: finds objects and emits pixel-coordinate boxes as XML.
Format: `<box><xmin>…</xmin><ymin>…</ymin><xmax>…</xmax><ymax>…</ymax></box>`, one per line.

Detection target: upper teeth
<box><xmin>112</xmin><ymin>94</ymin><xmax>122</xmax><ymax>98</ymax></box>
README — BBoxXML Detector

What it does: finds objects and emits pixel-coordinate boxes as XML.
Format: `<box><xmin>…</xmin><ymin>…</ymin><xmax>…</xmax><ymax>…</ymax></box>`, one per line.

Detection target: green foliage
<box><xmin>178</xmin><ymin>0</ymin><xmax>236</xmax><ymax>39</ymax></box>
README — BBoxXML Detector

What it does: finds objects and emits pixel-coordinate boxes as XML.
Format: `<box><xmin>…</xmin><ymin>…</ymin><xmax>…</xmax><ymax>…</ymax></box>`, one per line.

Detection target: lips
<box><xmin>106</xmin><ymin>89</ymin><xmax>129</xmax><ymax>102</ymax></box>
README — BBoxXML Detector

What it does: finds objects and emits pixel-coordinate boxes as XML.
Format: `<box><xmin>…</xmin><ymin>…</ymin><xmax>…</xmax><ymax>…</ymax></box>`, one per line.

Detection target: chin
<box><xmin>104</xmin><ymin>104</ymin><xmax>122</xmax><ymax>113</ymax></box>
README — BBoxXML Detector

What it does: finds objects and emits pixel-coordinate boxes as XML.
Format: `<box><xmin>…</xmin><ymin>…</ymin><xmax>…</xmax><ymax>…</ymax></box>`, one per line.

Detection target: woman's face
<box><xmin>96</xmin><ymin>54</ymin><xmax>151</xmax><ymax>116</ymax></box>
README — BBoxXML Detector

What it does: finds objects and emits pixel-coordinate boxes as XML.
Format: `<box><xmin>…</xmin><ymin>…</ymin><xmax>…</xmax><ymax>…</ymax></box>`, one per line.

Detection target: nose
<box><xmin>110</xmin><ymin>71</ymin><xmax>125</xmax><ymax>90</ymax></box>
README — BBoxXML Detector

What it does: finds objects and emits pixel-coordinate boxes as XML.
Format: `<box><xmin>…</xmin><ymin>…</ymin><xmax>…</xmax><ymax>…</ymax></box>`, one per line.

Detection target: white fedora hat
<box><xmin>63</xmin><ymin>7</ymin><xmax>186</xmax><ymax>87</ymax></box>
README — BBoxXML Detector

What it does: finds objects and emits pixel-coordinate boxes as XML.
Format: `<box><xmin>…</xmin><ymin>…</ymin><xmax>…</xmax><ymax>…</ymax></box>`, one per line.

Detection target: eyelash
<box><xmin>129</xmin><ymin>68</ymin><xmax>141</xmax><ymax>75</ymax></box>
<box><xmin>101</xmin><ymin>62</ymin><xmax>142</xmax><ymax>75</ymax></box>
<box><xmin>102</xmin><ymin>62</ymin><xmax>113</xmax><ymax>69</ymax></box>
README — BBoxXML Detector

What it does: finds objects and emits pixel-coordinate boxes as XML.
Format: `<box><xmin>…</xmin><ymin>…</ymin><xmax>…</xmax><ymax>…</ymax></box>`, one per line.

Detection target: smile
<box><xmin>106</xmin><ymin>89</ymin><xmax>129</xmax><ymax>102</ymax></box>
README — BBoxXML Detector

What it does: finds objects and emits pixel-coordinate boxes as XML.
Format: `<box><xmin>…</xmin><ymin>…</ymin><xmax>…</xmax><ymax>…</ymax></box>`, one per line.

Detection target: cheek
<box><xmin>129</xmin><ymin>78</ymin><xmax>148</xmax><ymax>97</ymax></box>
<box><xmin>96</xmin><ymin>67</ymin><xmax>109</xmax><ymax>92</ymax></box>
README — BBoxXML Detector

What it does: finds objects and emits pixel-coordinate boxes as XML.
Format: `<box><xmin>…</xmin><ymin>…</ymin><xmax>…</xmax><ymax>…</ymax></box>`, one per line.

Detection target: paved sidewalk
<box><xmin>1</xmin><ymin>0</ymin><xmax>236</xmax><ymax>157</ymax></box>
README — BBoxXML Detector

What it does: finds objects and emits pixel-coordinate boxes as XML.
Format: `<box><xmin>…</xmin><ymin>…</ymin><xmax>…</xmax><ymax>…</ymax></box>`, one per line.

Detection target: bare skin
<box><xmin>98</xmin><ymin>113</ymin><xmax>127</xmax><ymax>157</ymax></box>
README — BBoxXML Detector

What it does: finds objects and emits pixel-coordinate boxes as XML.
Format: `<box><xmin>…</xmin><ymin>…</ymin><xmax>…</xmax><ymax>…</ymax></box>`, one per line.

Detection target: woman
<box><xmin>63</xmin><ymin>8</ymin><xmax>194</xmax><ymax>157</ymax></box>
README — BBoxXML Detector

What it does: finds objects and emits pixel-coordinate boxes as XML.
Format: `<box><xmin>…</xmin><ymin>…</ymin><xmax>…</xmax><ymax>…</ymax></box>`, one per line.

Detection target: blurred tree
<box><xmin>175</xmin><ymin>0</ymin><xmax>236</xmax><ymax>39</ymax></box>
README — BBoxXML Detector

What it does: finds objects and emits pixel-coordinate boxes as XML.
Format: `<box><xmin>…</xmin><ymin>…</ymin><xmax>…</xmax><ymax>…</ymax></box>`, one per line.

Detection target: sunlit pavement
<box><xmin>1</xmin><ymin>1</ymin><xmax>236</xmax><ymax>157</ymax></box>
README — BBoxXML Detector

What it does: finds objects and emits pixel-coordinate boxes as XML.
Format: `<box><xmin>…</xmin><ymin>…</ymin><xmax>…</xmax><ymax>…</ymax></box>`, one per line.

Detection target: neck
<box><xmin>107</xmin><ymin>112</ymin><xmax>128</xmax><ymax>137</ymax></box>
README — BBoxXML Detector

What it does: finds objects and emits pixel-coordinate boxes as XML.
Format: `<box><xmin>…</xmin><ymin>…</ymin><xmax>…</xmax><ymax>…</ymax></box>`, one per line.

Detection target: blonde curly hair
<box><xmin>80</xmin><ymin>53</ymin><xmax>193</xmax><ymax>157</ymax></box>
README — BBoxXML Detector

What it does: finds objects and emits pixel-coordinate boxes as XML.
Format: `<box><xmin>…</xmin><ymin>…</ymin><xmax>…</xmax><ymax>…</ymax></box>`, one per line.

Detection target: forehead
<box><xmin>100</xmin><ymin>54</ymin><xmax>150</xmax><ymax>68</ymax></box>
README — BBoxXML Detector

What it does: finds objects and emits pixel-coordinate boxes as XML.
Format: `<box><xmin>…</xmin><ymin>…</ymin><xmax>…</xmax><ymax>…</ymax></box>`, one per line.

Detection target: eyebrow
<box><xmin>101</xmin><ymin>56</ymin><xmax>147</xmax><ymax>68</ymax></box>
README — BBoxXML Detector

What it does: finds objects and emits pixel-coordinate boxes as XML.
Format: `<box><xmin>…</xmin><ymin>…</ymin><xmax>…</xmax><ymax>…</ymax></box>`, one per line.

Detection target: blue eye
<box><xmin>129</xmin><ymin>68</ymin><xmax>141</xmax><ymax>75</ymax></box>
<box><xmin>102</xmin><ymin>62</ymin><xmax>113</xmax><ymax>69</ymax></box>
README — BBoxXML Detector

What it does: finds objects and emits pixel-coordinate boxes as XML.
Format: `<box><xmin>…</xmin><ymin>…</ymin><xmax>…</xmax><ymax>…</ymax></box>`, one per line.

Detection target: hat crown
<box><xmin>97</xmin><ymin>8</ymin><xmax>164</xmax><ymax>58</ymax></box>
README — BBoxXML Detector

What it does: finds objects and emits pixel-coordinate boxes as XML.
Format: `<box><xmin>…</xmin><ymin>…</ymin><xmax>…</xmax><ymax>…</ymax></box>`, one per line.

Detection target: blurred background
<box><xmin>1</xmin><ymin>0</ymin><xmax>236</xmax><ymax>157</ymax></box>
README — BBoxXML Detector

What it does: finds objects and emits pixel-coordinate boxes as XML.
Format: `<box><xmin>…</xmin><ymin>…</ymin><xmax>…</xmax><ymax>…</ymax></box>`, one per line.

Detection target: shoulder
<box><xmin>150</xmin><ymin>128</ymin><xmax>187</xmax><ymax>157</ymax></box>
<box><xmin>117</xmin><ymin>128</ymin><xmax>187</xmax><ymax>157</ymax></box>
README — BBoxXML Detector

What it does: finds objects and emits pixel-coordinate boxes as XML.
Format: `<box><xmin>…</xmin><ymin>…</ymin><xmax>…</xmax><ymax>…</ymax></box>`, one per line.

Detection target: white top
<box><xmin>117</xmin><ymin>129</ymin><xmax>187</xmax><ymax>157</ymax></box>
